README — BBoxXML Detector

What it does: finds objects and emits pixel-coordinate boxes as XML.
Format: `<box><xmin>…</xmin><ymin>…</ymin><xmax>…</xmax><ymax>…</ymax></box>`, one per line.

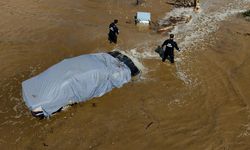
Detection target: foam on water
<box><xmin>111</xmin><ymin>48</ymin><xmax>148</xmax><ymax>80</ymax></box>
<box><xmin>167</xmin><ymin>0</ymin><xmax>250</xmax><ymax>50</ymax></box>
<box><xmin>112</xmin><ymin>0</ymin><xmax>250</xmax><ymax>84</ymax></box>
<box><xmin>159</xmin><ymin>0</ymin><xmax>250</xmax><ymax>84</ymax></box>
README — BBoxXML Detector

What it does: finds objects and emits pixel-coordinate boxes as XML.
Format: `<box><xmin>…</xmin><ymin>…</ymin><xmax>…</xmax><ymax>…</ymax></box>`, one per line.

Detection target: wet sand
<box><xmin>1</xmin><ymin>0</ymin><xmax>250</xmax><ymax>149</ymax></box>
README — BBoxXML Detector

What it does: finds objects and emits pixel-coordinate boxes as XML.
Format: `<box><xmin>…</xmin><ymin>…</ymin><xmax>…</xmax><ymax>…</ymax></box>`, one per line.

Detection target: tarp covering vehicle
<box><xmin>22</xmin><ymin>52</ymin><xmax>139</xmax><ymax>117</ymax></box>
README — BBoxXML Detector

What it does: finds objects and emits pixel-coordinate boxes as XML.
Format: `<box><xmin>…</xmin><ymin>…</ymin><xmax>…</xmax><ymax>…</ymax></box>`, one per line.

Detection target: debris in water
<box><xmin>245</xmin><ymin>33</ymin><xmax>250</xmax><ymax>36</ymax></box>
<box><xmin>242</xmin><ymin>10</ymin><xmax>250</xmax><ymax>17</ymax></box>
<box><xmin>92</xmin><ymin>103</ymin><xmax>96</xmax><ymax>107</ymax></box>
<box><xmin>145</xmin><ymin>121</ymin><xmax>153</xmax><ymax>129</ymax></box>
<box><xmin>157</xmin><ymin>15</ymin><xmax>192</xmax><ymax>34</ymax></box>
<box><xmin>43</xmin><ymin>143</ymin><xmax>48</xmax><ymax>147</ymax></box>
<box><xmin>166</xmin><ymin>0</ymin><xmax>194</xmax><ymax>8</ymax></box>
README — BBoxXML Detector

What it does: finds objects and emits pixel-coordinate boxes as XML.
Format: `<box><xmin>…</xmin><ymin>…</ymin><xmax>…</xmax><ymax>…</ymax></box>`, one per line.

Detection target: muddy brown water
<box><xmin>0</xmin><ymin>0</ymin><xmax>250</xmax><ymax>149</ymax></box>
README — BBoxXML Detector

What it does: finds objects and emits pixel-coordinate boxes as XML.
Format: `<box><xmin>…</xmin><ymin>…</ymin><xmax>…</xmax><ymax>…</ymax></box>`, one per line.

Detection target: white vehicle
<box><xmin>22</xmin><ymin>51</ymin><xmax>140</xmax><ymax>118</ymax></box>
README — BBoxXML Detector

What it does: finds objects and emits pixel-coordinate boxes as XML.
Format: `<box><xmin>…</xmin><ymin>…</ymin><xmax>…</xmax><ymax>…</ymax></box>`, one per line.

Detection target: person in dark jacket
<box><xmin>108</xmin><ymin>19</ymin><xmax>119</xmax><ymax>44</ymax></box>
<box><xmin>161</xmin><ymin>34</ymin><xmax>180</xmax><ymax>63</ymax></box>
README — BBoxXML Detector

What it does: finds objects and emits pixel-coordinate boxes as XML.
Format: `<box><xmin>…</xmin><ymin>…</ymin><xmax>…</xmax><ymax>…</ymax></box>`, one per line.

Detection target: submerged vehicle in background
<box><xmin>22</xmin><ymin>51</ymin><xmax>140</xmax><ymax>118</ymax></box>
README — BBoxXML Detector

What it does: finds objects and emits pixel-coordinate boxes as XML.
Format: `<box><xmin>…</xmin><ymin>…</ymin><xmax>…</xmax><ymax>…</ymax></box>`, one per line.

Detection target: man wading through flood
<box><xmin>161</xmin><ymin>34</ymin><xmax>180</xmax><ymax>63</ymax></box>
<box><xmin>108</xmin><ymin>19</ymin><xmax>119</xmax><ymax>44</ymax></box>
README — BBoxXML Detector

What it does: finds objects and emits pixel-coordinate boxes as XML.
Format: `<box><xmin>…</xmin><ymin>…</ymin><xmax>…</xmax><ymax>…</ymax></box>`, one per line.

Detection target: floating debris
<box><xmin>166</xmin><ymin>0</ymin><xmax>194</xmax><ymax>8</ymax></box>
<box><xmin>157</xmin><ymin>15</ymin><xmax>192</xmax><ymax>34</ymax></box>
<box><xmin>145</xmin><ymin>121</ymin><xmax>154</xmax><ymax>129</ymax></box>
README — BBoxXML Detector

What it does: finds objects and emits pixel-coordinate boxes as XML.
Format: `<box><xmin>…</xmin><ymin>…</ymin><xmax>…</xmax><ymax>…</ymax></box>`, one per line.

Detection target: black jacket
<box><xmin>162</xmin><ymin>39</ymin><xmax>179</xmax><ymax>53</ymax></box>
<box><xmin>109</xmin><ymin>22</ymin><xmax>119</xmax><ymax>35</ymax></box>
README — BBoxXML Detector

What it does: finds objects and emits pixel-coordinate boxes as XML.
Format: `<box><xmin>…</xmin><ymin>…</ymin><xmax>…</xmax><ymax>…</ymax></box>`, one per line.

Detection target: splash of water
<box><xmin>168</xmin><ymin>0</ymin><xmax>250</xmax><ymax>50</ymax></box>
<box><xmin>111</xmin><ymin>48</ymin><xmax>148</xmax><ymax>80</ymax></box>
<box><xmin>113</xmin><ymin>0</ymin><xmax>250</xmax><ymax>84</ymax></box>
<box><xmin>159</xmin><ymin>0</ymin><xmax>250</xmax><ymax>83</ymax></box>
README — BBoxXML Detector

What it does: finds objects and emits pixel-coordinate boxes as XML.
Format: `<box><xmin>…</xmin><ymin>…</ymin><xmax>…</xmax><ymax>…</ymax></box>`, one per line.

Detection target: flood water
<box><xmin>0</xmin><ymin>0</ymin><xmax>250</xmax><ymax>149</ymax></box>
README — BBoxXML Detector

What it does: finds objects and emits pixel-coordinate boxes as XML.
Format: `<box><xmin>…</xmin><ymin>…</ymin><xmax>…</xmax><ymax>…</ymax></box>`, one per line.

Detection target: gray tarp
<box><xmin>22</xmin><ymin>53</ymin><xmax>131</xmax><ymax>116</ymax></box>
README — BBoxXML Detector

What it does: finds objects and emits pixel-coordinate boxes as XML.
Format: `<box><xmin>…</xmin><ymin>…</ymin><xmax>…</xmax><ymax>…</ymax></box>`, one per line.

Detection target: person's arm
<box><xmin>109</xmin><ymin>24</ymin><xmax>114</xmax><ymax>32</ymax></box>
<box><xmin>112</xmin><ymin>25</ymin><xmax>119</xmax><ymax>34</ymax></box>
<box><xmin>161</xmin><ymin>40</ymin><xmax>167</xmax><ymax>48</ymax></box>
<box><xmin>116</xmin><ymin>27</ymin><xmax>119</xmax><ymax>34</ymax></box>
<box><xmin>174</xmin><ymin>42</ymin><xmax>180</xmax><ymax>51</ymax></box>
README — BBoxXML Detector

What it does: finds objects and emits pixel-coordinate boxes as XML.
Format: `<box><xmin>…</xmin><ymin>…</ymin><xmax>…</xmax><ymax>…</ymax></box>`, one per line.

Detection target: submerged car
<box><xmin>22</xmin><ymin>51</ymin><xmax>140</xmax><ymax>117</ymax></box>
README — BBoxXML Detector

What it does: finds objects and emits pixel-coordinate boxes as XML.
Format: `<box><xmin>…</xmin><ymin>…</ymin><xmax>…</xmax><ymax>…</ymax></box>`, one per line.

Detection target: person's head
<box><xmin>170</xmin><ymin>34</ymin><xmax>174</xmax><ymax>39</ymax></box>
<box><xmin>114</xmin><ymin>19</ymin><xmax>118</xmax><ymax>24</ymax></box>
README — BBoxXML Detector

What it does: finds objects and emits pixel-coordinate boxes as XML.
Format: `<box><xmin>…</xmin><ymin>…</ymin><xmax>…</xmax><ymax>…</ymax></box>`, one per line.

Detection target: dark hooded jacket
<box><xmin>162</xmin><ymin>39</ymin><xmax>179</xmax><ymax>54</ymax></box>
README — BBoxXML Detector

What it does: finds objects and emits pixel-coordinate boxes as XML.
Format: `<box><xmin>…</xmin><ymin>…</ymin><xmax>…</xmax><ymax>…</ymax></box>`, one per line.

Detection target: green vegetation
<box><xmin>243</xmin><ymin>10</ymin><xmax>250</xmax><ymax>17</ymax></box>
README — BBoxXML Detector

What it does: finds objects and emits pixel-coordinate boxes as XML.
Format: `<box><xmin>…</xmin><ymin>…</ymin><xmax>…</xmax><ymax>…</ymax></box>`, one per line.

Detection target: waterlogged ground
<box><xmin>0</xmin><ymin>0</ymin><xmax>250</xmax><ymax>149</ymax></box>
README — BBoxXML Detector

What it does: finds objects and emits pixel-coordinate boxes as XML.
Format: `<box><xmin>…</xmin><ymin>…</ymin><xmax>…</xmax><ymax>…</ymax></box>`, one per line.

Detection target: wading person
<box><xmin>161</xmin><ymin>34</ymin><xmax>180</xmax><ymax>63</ymax></box>
<box><xmin>108</xmin><ymin>19</ymin><xmax>119</xmax><ymax>44</ymax></box>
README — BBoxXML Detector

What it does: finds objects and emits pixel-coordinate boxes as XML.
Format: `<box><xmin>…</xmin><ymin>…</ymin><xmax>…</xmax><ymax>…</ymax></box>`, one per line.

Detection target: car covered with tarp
<box><xmin>22</xmin><ymin>51</ymin><xmax>140</xmax><ymax>117</ymax></box>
